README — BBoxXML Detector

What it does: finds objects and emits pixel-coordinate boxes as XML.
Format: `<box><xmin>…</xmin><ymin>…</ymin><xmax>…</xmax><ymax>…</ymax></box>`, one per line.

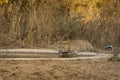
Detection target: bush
<box><xmin>109</xmin><ymin>54</ymin><xmax>120</xmax><ymax>62</ymax></box>
<box><xmin>58</xmin><ymin>51</ymin><xmax>77</xmax><ymax>58</ymax></box>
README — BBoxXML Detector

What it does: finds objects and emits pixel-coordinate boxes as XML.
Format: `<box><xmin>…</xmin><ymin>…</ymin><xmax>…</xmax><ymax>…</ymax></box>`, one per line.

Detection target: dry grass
<box><xmin>0</xmin><ymin>59</ymin><xmax>120</xmax><ymax>80</ymax></box>
<box><xmin>0</xmin><ymin>0</ymin><xmax>120</xmax><ymax>49</ymax></box>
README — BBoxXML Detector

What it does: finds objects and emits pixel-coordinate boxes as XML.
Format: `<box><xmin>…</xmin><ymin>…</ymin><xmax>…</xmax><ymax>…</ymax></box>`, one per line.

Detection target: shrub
<box><xmin>58</xmin><ymin>51</ymin><xmax>77</xmax><ymax>58</ymax></box>
<box><xmin>109</xmin><ymin>54</ymin><xmax>120</xmax><ymax>62</ymax></box>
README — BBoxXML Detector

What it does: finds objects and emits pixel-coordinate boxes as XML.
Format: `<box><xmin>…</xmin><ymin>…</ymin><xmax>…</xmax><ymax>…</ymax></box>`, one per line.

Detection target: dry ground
<box><xmin>0</xmin><ymin>59</ymin><xmax>120</xmax><ymax>80</ymax></box>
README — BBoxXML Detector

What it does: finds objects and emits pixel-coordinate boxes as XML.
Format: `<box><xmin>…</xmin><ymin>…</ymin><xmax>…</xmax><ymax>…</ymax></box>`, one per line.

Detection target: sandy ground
<box><xmin>0</xmin><ymin>49</ymin><xmax>58</xmax><ymax>53</ymax></box>
<box><xmin>0</xmin><ymin>59</ymin><xmax>120</xmax><ymax>80</ymax></box>
<box><xmin>0</xmin><ymin>52</ymin><xmax>114</xmax><ymax>60</ymax></box>
<box><xmin>0</xmin><ymin>54</ymin><xmax>113</xmax><ymax>60</ymax></box>
<box><xmin>0</xmin><ymin>49</ymin><xmax>114</xmax><ymax>60</ymax></box>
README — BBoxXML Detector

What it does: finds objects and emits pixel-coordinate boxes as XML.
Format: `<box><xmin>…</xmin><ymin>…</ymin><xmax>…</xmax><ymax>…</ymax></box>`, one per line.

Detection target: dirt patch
<box><xmin>0</xmin><ymin>59</ymin><xmax>120</xmax><ymax>80</ymax></box>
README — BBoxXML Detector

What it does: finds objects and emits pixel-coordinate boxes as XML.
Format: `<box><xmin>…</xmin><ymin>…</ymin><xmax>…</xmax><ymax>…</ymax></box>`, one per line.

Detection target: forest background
<box><xmin>0</xmin><ymin>0</ymin><xmax>120</xmax><ymax>48</ymax></box>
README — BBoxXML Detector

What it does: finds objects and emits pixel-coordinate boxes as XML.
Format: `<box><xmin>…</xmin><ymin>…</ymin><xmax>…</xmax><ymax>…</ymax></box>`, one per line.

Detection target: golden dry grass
<box><xmin>0</xmin><ymin>0</ymin><xmax>120</xmax><ymax>48</ymax></box>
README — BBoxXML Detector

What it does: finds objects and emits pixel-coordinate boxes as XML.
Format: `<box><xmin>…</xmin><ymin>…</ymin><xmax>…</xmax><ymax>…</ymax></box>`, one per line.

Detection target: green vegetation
<box><xmin>109</xmin><ymin>54</ymin><xmax>120</xmax><ymax>61</ymax></box>
<box><xmin>0</xmin><ymin>0</ymin><xmax>120</xmax><ymax>48</ymax></box>
<box><xmin>59</xmin><ymin>52</ymin><xmax>77</xmax><ymax>58</ymax></box>
<box><xmin>109</xmin><ymin>48</ymin><xmax>120</xmax><ymax>61</ymax></box>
